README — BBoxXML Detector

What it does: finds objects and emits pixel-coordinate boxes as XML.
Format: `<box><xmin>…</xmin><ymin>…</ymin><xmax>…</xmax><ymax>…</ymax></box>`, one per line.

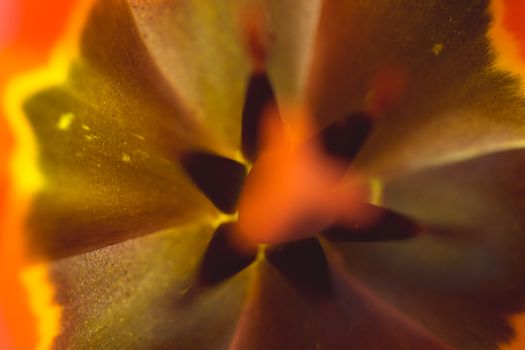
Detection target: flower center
<box><xmin>238</xmin><ymin>146</ymin><xmax>330</xmax><ymax>245</ymax></box>
<box><xmin>237</xmin><ymin>105</ymin><xmax>373</xmax><ymax>246</ymax></box>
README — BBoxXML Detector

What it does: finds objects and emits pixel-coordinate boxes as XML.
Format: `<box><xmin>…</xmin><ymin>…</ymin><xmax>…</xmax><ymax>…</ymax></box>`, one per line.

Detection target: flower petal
<box><xmin>129</xmin><ymin>0</ymin><xmax>322</xmax><ymax>151</ymax></box>
<box><xmin>49</xmin><ymin>223</ymin><xmax>252</xmax><ymax>349</ymax></box>
<box><xmin>230</xmin><ymin>254</ymin><xmax>450</xmax><ymax>349</ymax></box>
<box><xmin>334</xmin><ymin>148</ymin><xmax>525</xmax><ymax>349</ymax></box>
<box><xmin>24</xmin><ymin>0</ymin><xmax>219</xmax><ymax>259</ymax></box>
<box><xmin>306</xmin><ymin>0</ymin><xmax>525</xmax><ymax>175</ymax></box>
<box><xmin>263</xmin><ymin>0</ymin><xmax>322</xmax><ymax>102</ymax></box>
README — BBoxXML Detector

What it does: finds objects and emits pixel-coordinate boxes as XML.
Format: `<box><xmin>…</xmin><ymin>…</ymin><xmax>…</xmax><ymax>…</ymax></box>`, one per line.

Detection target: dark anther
<box><xmin>266</xmin><ymin>237</ymin><xmax>333</xmax><ymax>298</ymax></box>
<box><xmin>197</xmin><ymin>223</ymin><xmax>257</xmax><ymax>286</ymax></box>
<box><xmin>180</xmin><ymin>151</ymin><xmax>247</xmax><ymax>213</ymax></box>
<box><xmin>242</xmin><ymin>73</ymin><xmax>280</xmax><ymax>162</ymax></box>
<box><xmin>322</xmin><ymin>204</ymin><xmax>421</xmax><ymax>242</ymax></box>
<box><xmin>318</xmin><ymin>111</ymin><xmax>373</xmax><ymax>165</ymax></box>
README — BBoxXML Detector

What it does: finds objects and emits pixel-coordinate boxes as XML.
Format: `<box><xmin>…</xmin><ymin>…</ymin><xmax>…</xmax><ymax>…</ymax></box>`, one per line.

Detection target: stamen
<box><xmin>180</xmin><ymin>151</ymin><xmax>247</xmax><ymax>213</ymax></box>
<box><xmin>266</xmin><ymin>237</ymin><xmax>332</xmax><ymax>298</ymax></box>
<box><xmin>317</xmin><ymin>111</ymin><xmax>373</xmax><ymax>165</ymax></box>
<box><xmin>238</xmin><ymin>107</ymin><xmax>372</xmax><ymax>245</ymax></box>
<box><xmin>197</xmin><ymin>223</ymin><xmax>257</xmax><ymax>286</ymax></box>
<box><xmin>238</xmin><ymin>3</ymin><xmax>281</xmax><ymax>162</ymax></box>
<box><xmin>322</xmin><ymin>204</ymin><xmax>422</xmax><ymax>242</ymax></box>
<box><xmin>241</xmin><ymin>73</ymin><xmax>280</xmax><ymax>162</ymax></box>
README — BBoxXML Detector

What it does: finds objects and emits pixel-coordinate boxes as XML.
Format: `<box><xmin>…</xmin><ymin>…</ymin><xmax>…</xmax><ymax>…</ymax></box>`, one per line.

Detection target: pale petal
<box><xmin>230</xmin><ymin>257</ymin><xmax>450</xmax><ymax>349</ymax></box>
<box><xmin>334</xmin><ymin>149</ymin><xmax>525</xmax><ymax>349</ymax></box>
<box><xmin>129</xmin><ymin>0</ymin><xmax>322</xmax><ymax>151</ymax></box>
<box><xmin>50</xmin><ymin>223</ymin><xmax>252</xmax><ymax>349</ymax></box>
<box><xmin>306</xmin><ymin>0</ymin><xmax>525</xmax><ymax>176</ymax></box>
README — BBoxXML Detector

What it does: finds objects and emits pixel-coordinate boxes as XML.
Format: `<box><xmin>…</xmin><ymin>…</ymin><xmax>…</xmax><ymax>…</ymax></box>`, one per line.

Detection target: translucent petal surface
<box><xmin>129</xmin><ymin>0</ymin><xmax>321</xmax><ymax>151</ymax></box>
<box><xmin>307</xmin><ymin>0</ymin><xmax>525</xmax><ymax>175</ymax></box>
<box><xmin>335</xmin><ymin>149</ymin><xmax>525</xmax><ymax>349</ymax></box>
<box><xmin>24</xmin><ymin>0</ymin><xmax>218</xmax><ymax>259</ymax></box>
<box><xmin>22</xmin><ymin>1</ymin><xmax>525</xmax><ymax>349</ymax></box>
<box><xmin>49</xmin><ymin>223</ymin><xmax>252</xmax><ymax>349</ymax></box>
<box><xmin>230</xmin><ymin>257</ymin><xmax>450</xmax><ymax>349</ymax></box>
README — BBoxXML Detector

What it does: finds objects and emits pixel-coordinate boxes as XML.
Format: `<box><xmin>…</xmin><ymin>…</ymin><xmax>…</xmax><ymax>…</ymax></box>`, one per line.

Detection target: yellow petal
<box><xmin>23</xmin><ymin>0</ymin><xmax>220</xmax><ymax>260</ymax></box>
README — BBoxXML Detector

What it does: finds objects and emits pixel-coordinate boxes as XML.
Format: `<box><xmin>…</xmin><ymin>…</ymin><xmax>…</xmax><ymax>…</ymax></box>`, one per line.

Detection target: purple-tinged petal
<box><xmin>334</xmin><ymin>149</ymin><xmax>525</xmax><ymax>349</ymax></box>
<box><xmin>306</xmin><ymin>0</ymin><xmax>525</xmax><ymax>176</ymax></box>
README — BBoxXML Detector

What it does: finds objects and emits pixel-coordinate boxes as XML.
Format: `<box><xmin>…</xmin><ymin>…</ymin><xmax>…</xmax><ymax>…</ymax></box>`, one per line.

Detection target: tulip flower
<box><xmin>4</xmin><ymin>0</ymin><xmax>525</xmax><ymax>349</ymax></box>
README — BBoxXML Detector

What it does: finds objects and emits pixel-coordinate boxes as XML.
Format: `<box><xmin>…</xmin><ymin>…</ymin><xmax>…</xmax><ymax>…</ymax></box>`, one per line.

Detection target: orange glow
<box><xmin>237</xmin><ymin>105</ymin><xmax>371</xmax><ymax>245</ymax></box>
<box><xmin>500</xmin><ymin>0</ymin><xmax>525</xmax><ymax>62</ymax></box>
<box><xmin>0</xmin><ymin>1</ymin><xmax>93</xmax><ymax>349</ymax></box>
<box><xmin>489</xmin><ymin>0</ymin><xmax>525</xmax><ymax>81</ymax></box>
<box><xmin>0</xmin><ymin>1</ymin><xmax>77</xmax><ymax>348</ymax></box>
<box><xmin>489</xmin><ymin>1</ymin><xmax>525</xmax><ymax>349</ymax></box>
<box><xmin>504</xmin><ymin>313</ymin><xmax>525</xmax><ymax>350</ymax></box>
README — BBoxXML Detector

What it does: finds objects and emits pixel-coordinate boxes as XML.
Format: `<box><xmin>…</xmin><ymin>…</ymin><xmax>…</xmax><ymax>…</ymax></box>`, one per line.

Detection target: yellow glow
<box><xmin>2</xmin><ymin>1</ymin><xmax>94</xmax><ymax>349</ymax></box>
<box><xmin>121</xmin><ymin>153</ymin><xmax>132</xmax><ymax>163</ymax></box>
<box><xmin>212</xmin><ymin>212</ymin><xmax>238</xmax><ymax>228</ymax></box>
<box><xmin>56</xmin><ymin>112</ymin><xmax>75</xmax><ymax>131</ymax></box>
<box><xmin>368</xmin><ymin>177</ymin><xmax>383</xmax><ymax>206</ymax></box>
<box><xmin>21</xmin><ymin>265</ymin><xmax>62</xmax><ymax>350</ymax></box>
<box><xmin>3</xmin><ymin>37</ymin><xmax>66</xmax><ymax>350</ymax></box>
<box><xmin>489</xmin><ymin>0</ymin><xmax>525</xmax><ymax>84</ymax></box>
<box><xmin>431</xmin><ymin>43</ymin><xmax>444</xmax><ymax>56</ymax></box>
<box><xmin>4</xmin><ymin>0</ymin><xmax>93</xmax><ymax>197</ymax></box>
<box><xmin>233</xmin><ymin>149</ymin><xmax>249</xmax><ymax>167</ymax></box>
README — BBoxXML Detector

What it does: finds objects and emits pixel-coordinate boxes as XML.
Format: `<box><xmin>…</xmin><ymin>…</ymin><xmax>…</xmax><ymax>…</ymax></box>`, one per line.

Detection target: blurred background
<box><xmin>0</xmin><ymin>2</ymin><xmax>79</xmax><ymax>349</ymax></box>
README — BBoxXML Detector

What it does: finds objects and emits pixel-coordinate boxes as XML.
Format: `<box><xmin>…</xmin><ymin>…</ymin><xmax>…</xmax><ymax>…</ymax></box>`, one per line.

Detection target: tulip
<box><xmin>4</xmin><ymin>0</ymin><xmax>525</xmax><ymax>349</ymax></box>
